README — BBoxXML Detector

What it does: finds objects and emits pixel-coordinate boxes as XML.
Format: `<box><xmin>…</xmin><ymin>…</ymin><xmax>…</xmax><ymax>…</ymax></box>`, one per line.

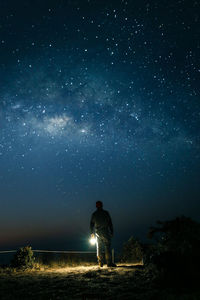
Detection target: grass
<box><xmin>0</xmin><ymin>263</ymin><xmax>199</xmax><ymax>300</ymax></box>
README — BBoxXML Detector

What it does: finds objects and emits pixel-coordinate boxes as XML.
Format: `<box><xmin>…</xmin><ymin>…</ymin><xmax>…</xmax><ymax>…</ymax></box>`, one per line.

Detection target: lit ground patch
<box><xmin>0</xmin><ymin>264</ymin><xmax>199</xmax><ymax>299</ymax></box>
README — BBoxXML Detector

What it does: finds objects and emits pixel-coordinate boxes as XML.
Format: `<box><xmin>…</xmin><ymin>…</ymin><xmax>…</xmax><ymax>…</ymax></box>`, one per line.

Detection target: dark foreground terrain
<box><xmin>0</xmin><ymin>264</ymin><xmax>199</xmax><ymax>300</ymax></box>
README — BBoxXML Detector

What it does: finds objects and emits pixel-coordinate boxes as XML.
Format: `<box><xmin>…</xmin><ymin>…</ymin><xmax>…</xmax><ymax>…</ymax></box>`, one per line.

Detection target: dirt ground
<box><xmin>0</xmin><ymin>264</ymin><xmax>199</xmax><ymax>300</ymax></box>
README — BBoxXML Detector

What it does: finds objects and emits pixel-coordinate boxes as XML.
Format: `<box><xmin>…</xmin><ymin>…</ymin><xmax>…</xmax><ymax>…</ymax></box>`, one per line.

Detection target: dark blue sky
<box><xmin>0</xmin><ymin>0</ymin><xmax>199</xmax><ymax>250</ymax></box>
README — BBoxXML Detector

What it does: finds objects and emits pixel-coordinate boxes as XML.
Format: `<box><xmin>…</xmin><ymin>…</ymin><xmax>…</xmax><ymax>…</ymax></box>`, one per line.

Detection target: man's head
<box><xmin>96</xmin><ymin>201</ymin><xmax>103</xmax><ymax>209</ymax></box>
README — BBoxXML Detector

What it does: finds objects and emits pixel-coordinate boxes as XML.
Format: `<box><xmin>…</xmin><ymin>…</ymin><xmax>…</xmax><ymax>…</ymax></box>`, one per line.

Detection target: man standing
<box><xmin>90</xmin><ymin>201</ymin><xmax>116</xmax><ymax>267</ymax></box>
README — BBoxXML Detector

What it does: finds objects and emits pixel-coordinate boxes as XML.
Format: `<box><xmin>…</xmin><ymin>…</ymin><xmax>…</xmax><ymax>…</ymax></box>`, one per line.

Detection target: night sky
<box><xmin>0</xmin><ymin>0</ymin><xmax>199</xmax><ymax>251</ymax></box>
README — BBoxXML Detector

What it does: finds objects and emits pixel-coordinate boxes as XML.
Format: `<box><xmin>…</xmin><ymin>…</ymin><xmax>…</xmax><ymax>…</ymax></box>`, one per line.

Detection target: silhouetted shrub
<box><xmin>120</xmin><ymin>236</ymin><xmax>143</xmax><ymax>263</ymax></box>
<box><xmin>148</xmin><ymin>216</ymin><xmax>200</xmax><ymax>286</ymax></box>
<box><xmin>11</xmin><ymin>246</ymin><xmax>35</xmax><ymax>269</ymax></box>
<box><xmin>148</xmin><ymin>216</ymin><xmax>200</xmax><ymax>254</ymax></box>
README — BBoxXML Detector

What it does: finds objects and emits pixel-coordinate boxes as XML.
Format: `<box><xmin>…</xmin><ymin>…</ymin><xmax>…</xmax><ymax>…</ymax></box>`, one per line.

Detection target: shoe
<box><xmin>99</xmin><ymin>262</ymin><xmax>103</xmax><ymax>267</ymax></box>
<box><xmin>107</xmin><ymin>263</ymin><xmax>117</xmax><ymax>267</ymax></box>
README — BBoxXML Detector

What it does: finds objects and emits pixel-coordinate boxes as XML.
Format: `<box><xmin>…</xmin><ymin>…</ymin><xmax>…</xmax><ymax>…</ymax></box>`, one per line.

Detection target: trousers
<box><xmin>96</xmin><ymin>234</ymin><xmax>112</xmax><ymax>265</ymax></box>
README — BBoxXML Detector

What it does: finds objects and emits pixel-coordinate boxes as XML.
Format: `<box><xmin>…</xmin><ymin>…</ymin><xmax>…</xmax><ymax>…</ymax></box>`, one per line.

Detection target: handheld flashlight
<box><xmin>89</xmin><ymin>234</ymin><xmax>96</xmax><ymax>245</ymax></box>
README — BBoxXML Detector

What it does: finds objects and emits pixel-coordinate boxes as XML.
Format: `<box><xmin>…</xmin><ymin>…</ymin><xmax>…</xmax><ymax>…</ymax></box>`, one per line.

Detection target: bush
<box><xmin>148</xmin><ymin>216</ymin><xmax>200</xmax><ymax>255</ymax></box>
<box><xmin>147</xmin><ymin>216</ymin><xmax>200</xmax><ymax>286</ymax></box>
<box><xmin>11</xmin><ymin>246</ymin><xmax>35</xmax><ymax>269</ymax></box>
<box><xmin>120</xmin><ymin>236</ymin><xmax>143</xmax><ymax>263</ymax></box>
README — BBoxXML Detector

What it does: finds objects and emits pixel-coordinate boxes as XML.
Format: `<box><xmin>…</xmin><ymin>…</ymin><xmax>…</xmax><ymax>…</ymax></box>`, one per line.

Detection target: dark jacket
<box><xmin>90</xmin><ymin>208</ymin><xmax>113</xmax><ymax>237</ymax></box>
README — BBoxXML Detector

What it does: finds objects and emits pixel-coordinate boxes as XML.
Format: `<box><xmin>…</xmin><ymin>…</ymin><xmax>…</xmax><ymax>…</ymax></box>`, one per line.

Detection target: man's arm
<box><xmin>107</xmin><ymin>212</ymin><xmax>113</xmax><ymax>236</ymax></box>
<box><xmin>90</xmin><ymin>213</ymin><xmax>95</xmax><ymax>234</ymax></box>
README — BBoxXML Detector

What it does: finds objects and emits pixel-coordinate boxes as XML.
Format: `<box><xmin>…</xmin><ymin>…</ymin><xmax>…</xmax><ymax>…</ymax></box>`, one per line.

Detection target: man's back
<box><xmin>90</xmin><ymin>208</ymin><xmax>113</xmax><ymax>236</ymax></box>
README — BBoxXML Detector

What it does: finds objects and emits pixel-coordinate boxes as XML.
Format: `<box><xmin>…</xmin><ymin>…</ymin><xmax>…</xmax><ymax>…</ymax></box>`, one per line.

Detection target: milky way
<box><xmin>0</xmin><ymin>0</ymin><xmax>199</xmax><ymax>249</ymax></box>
